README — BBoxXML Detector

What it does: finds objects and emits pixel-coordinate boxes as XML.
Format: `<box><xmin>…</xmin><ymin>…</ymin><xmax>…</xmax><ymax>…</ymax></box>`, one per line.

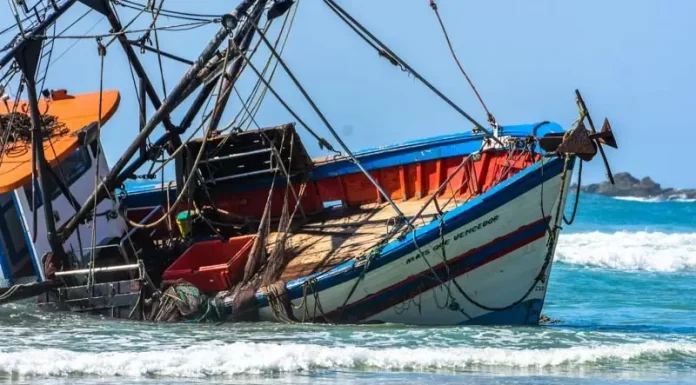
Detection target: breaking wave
<box><xmin>556</xmin><ymin>231</ymin><xmax>696</xmax><ymax>272</ymax></box>
<box><xmin>612</xmin><ymin>196</ymin><xmax>696</xmax><ymax>203</ymax></box>
<box><xmin>0</xmin><ymin>341</ymin><xmax>694</xmax><ymax>377</ymax></box>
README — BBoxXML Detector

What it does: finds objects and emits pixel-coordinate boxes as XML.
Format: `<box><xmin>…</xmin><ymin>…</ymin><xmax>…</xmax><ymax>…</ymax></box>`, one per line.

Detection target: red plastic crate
<box><xmin>162</xmin><ymin>235</ymin><xmax>255</xmax><ymax>292</ymax></box>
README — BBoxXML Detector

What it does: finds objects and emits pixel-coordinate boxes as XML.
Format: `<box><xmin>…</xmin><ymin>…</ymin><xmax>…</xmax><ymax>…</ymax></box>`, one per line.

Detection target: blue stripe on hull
<box><xmin>462</xmin><ymin>299</ymin><xmax>544</xmax><ymax>325</ymax></box>
<box><xmin>325</xmin><ymin>218</ymin><xmax>548</xmax><ymax>323</ymax></box>
<box><xmin>264</xmin><ymin>155</ymin><xmax>570</xmax><ymax>308</ymax></box>
<box><xmin>310</xmin><ymin>122</ymin><xmax>560</xmax><ymax>178</ymax></box>
<box><xmin>120</xmin><ymin>122</ymin><xmax>570</xmax><ymax>326</ymax></box>
<box><xmin>122</xmin><ymin>122</ymin><xmax>563</xmax><ymax>208</ymax></box>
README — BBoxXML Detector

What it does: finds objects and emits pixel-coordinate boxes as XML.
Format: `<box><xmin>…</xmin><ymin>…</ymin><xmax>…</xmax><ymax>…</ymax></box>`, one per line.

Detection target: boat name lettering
<box><xmin>405</xmin><ymin>215</ymin><xmax>500</xmax><ymax>265</ymax></box>
<box><xmin>453</xmin><ymin>215</ymin><xmax>500</xmax><ymax>241</ymax></box>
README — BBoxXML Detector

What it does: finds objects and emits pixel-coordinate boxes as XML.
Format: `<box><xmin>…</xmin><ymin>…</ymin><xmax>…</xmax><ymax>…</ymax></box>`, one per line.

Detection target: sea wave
<box><xmin>612</xmin><ymin>195</ymin><xmax>696</xmax><ymax>203</ymax></box>
<box><xmin>556</xmin><ymin>231</ymin><xmax>696</xmax><ymax>272</ymax></box>
<box><xmin>0</xmin><ymin>341</ymin><xmax>694</xmax><ymax>377</ymax></box>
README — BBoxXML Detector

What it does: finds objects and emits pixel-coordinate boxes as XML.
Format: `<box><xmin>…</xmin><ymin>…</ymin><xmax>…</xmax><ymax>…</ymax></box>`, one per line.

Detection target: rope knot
<box><xmin>378</xmin><ymin>49</ymin><xmax>401</xmax><ymax>69</ymax></box>
<box><xmin>96</xmin><ymin>37</ymin><xmax>106</xmax><ymax>57</ymax></box>
<box><xmin>317</xmin><ymin>137</ymin><xmax>338</xmax><ymax>154</ymax></box>
<box><xmin>487</xmin><ymin>113</ymin><xmax>497</xmax><ymax>128</ymax></box>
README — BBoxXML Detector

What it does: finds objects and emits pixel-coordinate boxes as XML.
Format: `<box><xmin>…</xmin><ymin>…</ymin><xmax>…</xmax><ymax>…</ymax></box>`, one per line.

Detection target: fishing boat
<box><xmin>0</xmin><ymin>0</ymin><xmax>617</xmax><ymax>325</ymax></box>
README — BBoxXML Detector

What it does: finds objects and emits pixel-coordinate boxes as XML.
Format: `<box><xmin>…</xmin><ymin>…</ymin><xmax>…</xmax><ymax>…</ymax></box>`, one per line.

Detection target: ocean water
<box><xmin>1</xmin><ymin>193</ymin><xmax>695</xmax><ymax>385</ymax></box>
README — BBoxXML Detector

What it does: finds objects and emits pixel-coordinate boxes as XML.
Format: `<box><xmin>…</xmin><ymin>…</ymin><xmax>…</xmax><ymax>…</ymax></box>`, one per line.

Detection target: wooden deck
<box><xmin>277</xmin><ymin>198</ymin><xmax>459</xmax><ymax>281</ymax></box>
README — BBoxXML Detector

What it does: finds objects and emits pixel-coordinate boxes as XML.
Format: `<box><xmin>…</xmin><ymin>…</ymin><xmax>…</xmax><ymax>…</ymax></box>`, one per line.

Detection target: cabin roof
<box><xmin>0</xmin><ymin>90</ymin><xmax>120</xmax><ymax>194</ymax></box>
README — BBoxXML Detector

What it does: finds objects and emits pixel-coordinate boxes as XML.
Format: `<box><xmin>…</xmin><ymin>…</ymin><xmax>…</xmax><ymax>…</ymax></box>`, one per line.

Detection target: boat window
<box><xmin>24</xmin><ymin>146</ymin><xmax>92</xmax><ymax>211</ymax></box>
<box><xmin>55</xmin><ymin>147</ymin><xmax>92</xmax><ymax>191</ymax></box>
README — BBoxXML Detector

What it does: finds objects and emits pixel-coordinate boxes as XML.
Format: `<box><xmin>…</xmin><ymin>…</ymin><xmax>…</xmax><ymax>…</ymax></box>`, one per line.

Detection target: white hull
<box><xmin>257</xmin><ymin>156</ymin><xmax>574</xmax><ymax>325</ymax></box>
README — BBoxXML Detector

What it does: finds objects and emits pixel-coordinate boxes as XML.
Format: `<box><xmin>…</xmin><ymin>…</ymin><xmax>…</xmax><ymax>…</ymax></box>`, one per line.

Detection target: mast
<box><xmin>10</xmin><ymin>29</ymin><xmax>69</xmax><ymax>264</ymax></box>
<box><xmin>60</xmin><ymin>0</ymin><xmax>263</xmax><ymax>241</ymax></box>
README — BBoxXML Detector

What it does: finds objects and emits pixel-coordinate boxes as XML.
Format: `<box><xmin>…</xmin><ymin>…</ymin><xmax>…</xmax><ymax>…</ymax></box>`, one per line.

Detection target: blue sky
<box><xmin>2</xmin><ymin>0</ymin><xmax>695</xmax><ymax>188</ymax></box>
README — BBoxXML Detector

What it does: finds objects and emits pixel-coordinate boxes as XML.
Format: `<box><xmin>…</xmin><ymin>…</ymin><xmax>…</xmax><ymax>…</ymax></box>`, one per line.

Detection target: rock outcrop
<box><xmin>579</xmin><ymin>172</ymin><xmax>696</xmax><ymax>200</ymax></box>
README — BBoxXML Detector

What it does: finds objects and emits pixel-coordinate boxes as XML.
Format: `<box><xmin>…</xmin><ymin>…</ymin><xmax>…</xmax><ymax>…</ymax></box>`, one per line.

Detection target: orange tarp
<box><xmin>0</xmin><ymin>90</ymin><xmax>120</xmax><ymax>193</ymax></box>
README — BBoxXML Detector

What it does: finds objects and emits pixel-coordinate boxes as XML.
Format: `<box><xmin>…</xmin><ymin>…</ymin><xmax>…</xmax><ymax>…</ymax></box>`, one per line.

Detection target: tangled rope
<box><xmin>0</xmin><ymin>112</ymin><xmax>68</xmax><ymax>144</ymax></box>
<box><xmin>263</xmin><ymin>280</ymin><xmax>296</xmax><ymax>323</ymax></box>
<box><xmin>148</xmin><ymin>281</ymin><xmax>206</xmax><ymax>322</ymax></box>
<box><xmin>0</xmin><ymin>112</ymin><xmax>68</xmax><ymax>156</ymax></box>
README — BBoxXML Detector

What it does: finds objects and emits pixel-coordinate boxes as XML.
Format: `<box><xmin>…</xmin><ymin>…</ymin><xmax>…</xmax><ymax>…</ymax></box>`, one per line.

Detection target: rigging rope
<box><xmin>233</xmin><ymin>0</ymin><xmax>298</xmax><ymax>134</ymax></box>
<box><xmin>563</xmin><ymin>159</ymin><xmax>582</xmax><ymax>225</ymax></box>
<box><xmin>116</xmin><ymin>0</ymin><xmax>222</xmax><ymax>21</ymax></box>
<box><xmin>132</xmin><ymin>0</ymin><xmax>168</xmax><ymax>96</ymax></box>
<box><xmin>136</xmin><ymin>6</ymin><xmax>276</xmax><ymax>179</ymax></box>
<box><xmin>123</xmin><ymin>35</ymin><xmax>236</xmax><ymax>229</ymax></box>
<box><xmin>37</xmin><ymin>22</ymin><xmax>56</xmax><ymax>93</ymax></box>
<box><xmin>8</xmin><ymin>0</ymin><xmax>27</xmax><ymax>39</ymax></box>
<box><xmin>244</xmin><ymin>24</ymin><xmax>409</xmax><ymax>222</ymax></box>
<box><xmin>50</xmin><ymin>16</ymin><xmax>102</xmax><ymax>65</ymax></box>
<box><xmin>207</xmin><ymin>5</ymin><xmax>297</xmax><ymax>159</ymax></box>
<box><xmin>321</xmin><ymin>0</ymin><xmax>405</xmax><ymax>72</ymax></box>
<box><xmin>105</xmin><ymin>0</ymin><xmax>151</xmax><ymax>49</ymax></box>
<box><xmin>230</xmin><ymin>43</ymin><xmax>338</xmax><ymax>155</ymax></box>
<box><xmin>428</xmin><ymin>0</ymin><xmax>496</xmax><ymax>127</ymax></box>
<box><xmin>30</xmin><ymin>20</ymin><xmax>217</xmax><ymax>40</ymax></box>
<box><xmin>321</xmin><ymin>0</ymin><xmax>503</xmax><ymax>147</ymax></box>
<box><xmin>453</xmin><ymin>155</ymin><xmax>573</xmax><ymax>313</ymax></box>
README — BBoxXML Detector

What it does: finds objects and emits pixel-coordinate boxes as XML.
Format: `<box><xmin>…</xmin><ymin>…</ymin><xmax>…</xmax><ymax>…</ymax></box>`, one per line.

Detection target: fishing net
<box><xmin>148</xmin><ymin>280</ymin><xmax>208</xmax><ymax>322</ymax></box>
<box><xmin>262</xmin><ymin>279</ymin><xmax>296</xmax><ymax>322</ymax></box>
<box><xmin>260</xmin><ymin>190</ymin><xmax>291</xmax><ymax>286</ymax></box>
<box><xmin>219</xmin><ymin>284</ymin><xmax>260</xmax><ymax>322</ymax></box>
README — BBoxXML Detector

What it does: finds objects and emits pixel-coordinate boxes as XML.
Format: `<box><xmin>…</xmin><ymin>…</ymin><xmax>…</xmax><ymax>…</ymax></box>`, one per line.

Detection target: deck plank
<box><xmin>276</xmin><ymin>198</ymin><xmax>458</xmax><ymax>281</ymax></box>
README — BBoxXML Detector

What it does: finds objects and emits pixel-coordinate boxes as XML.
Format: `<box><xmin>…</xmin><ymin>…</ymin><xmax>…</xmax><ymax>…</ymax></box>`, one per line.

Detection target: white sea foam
<box><xmin>0</xmin><ymin>341</ymin><xmax>694</xmax><ymax>377</ymax></box>
<box><xmin>613</xmin><ymin>195</ymin><xmax>696</xmax><ymax>203</ymax></box>
<box><xmin>556</xmin><ymin>231</ymin><xmax>696</xmax><ymax>272</ymax></box>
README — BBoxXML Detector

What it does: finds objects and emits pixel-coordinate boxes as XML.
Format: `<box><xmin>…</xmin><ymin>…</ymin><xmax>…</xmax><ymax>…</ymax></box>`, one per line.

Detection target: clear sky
<box><xmin>2</xmin><ymin>0</ymin><xmax>695</xmax><ymax>188</ymax></box>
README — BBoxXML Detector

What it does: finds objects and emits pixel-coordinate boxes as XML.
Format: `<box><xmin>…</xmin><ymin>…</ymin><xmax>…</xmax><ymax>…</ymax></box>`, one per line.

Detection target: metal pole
<box><xmin>323</xmin><ymin>0</ymin><xmax>503</xmax><ymax>147</ymax></box>
<box><xmin>54</xmin><ymin>263</ymin><xmax>140</xmax><ymax>276</ymax></box>
<box><xmin>61</xmin><ymin>0</ymin><xmax>259</xmax><ymax>241</ymax></box>
<box><xmin>11</xmin><ymin>26</ymin><xmax>70</xmax><ymax>263</ymax></box>
<box><xmin>244</xmin><ymin>26</ymin><xmax>408</xmax><ymax>220</ymax></box>
<box><xmin>90</xmin><ymin>2</ymin><xmax>260</xmax><ymax>181</ymax></box>
<box><xmin>138</xmin><ymin>76</ymin><xmax>147</xmax><ymax>158</ymax></box>
<box><xmin>207</xmin><ymin>0</ymin><xmax>267</xmax><ymax>131</ymax></box>
<box><xmin>95</xmin><ymin>1</ymin><xmax>182</xmax><ymax>147</ymax></box>
<box><xmin>178</xmin><ymin>81</ymin><xmax>217</xmax><ymax>133</ymax></box>
<box><xmin>21</xmin><ymin>66</ymin><xmax>69</xmax><ymax>262</ymax></box>
<box><xmin>125</xmin><ymin>40</ymin><xmax>194</xmax><ymax>66</ymax></box>
<box><xmin>173</xmin><ymin>6</ymin><xmax>262</xmax><ymax>133</ymax></box>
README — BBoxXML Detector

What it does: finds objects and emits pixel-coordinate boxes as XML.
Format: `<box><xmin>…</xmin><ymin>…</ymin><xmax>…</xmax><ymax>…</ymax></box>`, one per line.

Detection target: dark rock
<box><xmin>580</xmin><ymin>172</ymin><xmax>696</xmax><ymax>200</ymax></box>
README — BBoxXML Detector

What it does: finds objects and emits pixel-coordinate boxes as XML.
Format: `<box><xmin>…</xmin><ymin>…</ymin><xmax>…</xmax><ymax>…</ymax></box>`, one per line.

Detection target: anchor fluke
<box><xmin>535</xmin><ymin>91</ymin><xmax>619</xmax><ymax>184</ymax></box>
<box><xmin>596</xmin><ymin>118</ymin><xmax>618</xmax><ymax>149</ymax></box>
<box><xmin>575</xmin><ymin>89</ymin><xmax>617</xmax><ymax>184</ymax></box>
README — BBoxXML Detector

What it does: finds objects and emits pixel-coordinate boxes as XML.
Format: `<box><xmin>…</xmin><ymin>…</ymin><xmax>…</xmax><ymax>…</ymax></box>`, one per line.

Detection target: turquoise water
<box><xmin>1</xmin><ymin>193</ymin><xmax>695</xmax><ymax>384</ymax></box>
